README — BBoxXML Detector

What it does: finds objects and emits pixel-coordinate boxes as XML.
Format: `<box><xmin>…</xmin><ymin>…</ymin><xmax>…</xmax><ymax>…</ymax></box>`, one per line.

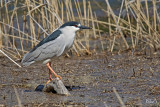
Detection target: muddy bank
<box><xmin>0</xmin><ymin>52</ymin><xmax>160</xmax><ymax>106</ymax></box>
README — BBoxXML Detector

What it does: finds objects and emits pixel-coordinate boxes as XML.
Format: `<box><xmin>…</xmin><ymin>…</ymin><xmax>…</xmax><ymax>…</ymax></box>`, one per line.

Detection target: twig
<box><xmin>0</xmin><ymin>49</ymin><xmax>22</xmax><ymax>68</ymax></box>
<box><xmin>113</xmin><ymin>87</ymin><xmax>126</xmax><ymax>107</ymax></box>
<box><xmin>13</xmin><ymin>85</ymin><xmax>22</xmax><ymax>107</ymax></box>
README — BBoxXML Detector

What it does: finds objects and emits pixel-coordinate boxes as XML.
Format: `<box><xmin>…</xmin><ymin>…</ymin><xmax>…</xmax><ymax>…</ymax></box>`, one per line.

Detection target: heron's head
<box><xmin>60</xmin><ymin>21</ymin><xmax>91</xmax><ymax>32</ymax></box>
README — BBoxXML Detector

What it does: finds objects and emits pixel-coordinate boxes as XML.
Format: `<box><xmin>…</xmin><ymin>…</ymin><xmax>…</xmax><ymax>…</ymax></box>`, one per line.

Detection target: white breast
<box><xmin>60</xmin><ymin>26</ymin><xmax>76</xmax><ymax>52</ymax></box>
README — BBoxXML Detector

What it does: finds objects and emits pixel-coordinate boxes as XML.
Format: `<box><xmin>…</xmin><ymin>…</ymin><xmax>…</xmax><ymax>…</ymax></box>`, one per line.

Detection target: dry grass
<box><xmin>0</xmin><ymin>0</ymin><xmax>103</xmax><ymax>60</ymax></box>
<box><xmin>1</xmin><ymin>1</ymin><xmax>160</xmax><ymax>106</ymax></box>
<box><xmin>0</xmin><ymin>0</ymin><xmax>160</xmax><ymax>60</ymax></box>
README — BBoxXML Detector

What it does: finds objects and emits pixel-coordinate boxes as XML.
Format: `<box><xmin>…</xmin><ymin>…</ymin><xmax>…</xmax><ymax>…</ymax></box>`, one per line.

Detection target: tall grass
<box><xmin>104</xmin><ymin>0</ymin><xmax>160</xmax><ymax>52</ymax></box>
<box><xmin>0</xmin><ymin>0</ymin><xmax>102</xmax><ymax>59</ymax></box>
<box><xmin>0</xmin><ymin>0</ymin><xmax>160</xmax><ymax>61</ymax></box>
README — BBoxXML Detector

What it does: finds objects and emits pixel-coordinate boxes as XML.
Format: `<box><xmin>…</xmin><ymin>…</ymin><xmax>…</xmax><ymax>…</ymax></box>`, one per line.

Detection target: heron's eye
<box><xmin>74</xmin><ymin>25</ymin><xmax>78</xmax><ymax>27</ymax></box>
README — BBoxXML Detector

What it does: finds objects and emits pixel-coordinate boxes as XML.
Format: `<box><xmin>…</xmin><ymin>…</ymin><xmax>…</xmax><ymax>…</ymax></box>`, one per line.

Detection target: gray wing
<box><xmin>30</xmin><ymin>30</ymin><xmax>62</xmax><ymax>52</ymax></box>
<box><xmin>21</xmin><ymin>35</ymin><xmax>65</xmax><ymax>66</ymax></box>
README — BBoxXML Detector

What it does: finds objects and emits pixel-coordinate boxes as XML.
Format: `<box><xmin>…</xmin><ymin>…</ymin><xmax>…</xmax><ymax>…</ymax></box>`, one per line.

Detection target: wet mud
<box><xmin>0</xmin><ymin>52</ymin><xmax>160</xmax><ymax>106</ymax></box>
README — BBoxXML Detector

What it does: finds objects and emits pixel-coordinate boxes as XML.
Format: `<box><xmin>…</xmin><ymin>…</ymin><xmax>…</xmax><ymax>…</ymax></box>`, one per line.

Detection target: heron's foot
<box><xmin>55</xmin><ymin>75</ymin><xmax>62</xmax><ymax>80</ymax></box>
<box><xmin>46</xmin><ymin>75</ymin><xmax>62</xmax><ymax>84</ymax></box>
<box><xmin>46</xmin><ymin>80</ymin><xmax>51</xmax><ymax>84</ymax></box>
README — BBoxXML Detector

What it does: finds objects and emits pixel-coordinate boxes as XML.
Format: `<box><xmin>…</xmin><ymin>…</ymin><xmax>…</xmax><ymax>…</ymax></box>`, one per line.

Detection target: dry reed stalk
<box><xmin>74</xmin><ymin>0</ymin><xmax>82</xmax><ymax>22</ymax></box>
<box><xmin>78</xmin><ymin>41</ymin><xmax>90</xmax><ymax>54</ymax></box>
<box><xmin>4</xmin><ymin>0</ymin><xmax>160</xmax><ymax>59</ymax></box>
<box><xmin>107</xmin><ymin>5</ymin><xmax>112</xmax><ymax>51</ymax></box>
<box><xmin>8</xmin><ymin>7</ymin><xmax>17</xmax><ymax>49</ymax></box>
<box><xmin>13</xmin><ymin>86</ymin><xmax>22</xmax><ymax>107</ymax></box>
<box><xmin>83</xmin><ymin>0</ymin><xmax>89</xmax><ymax>50</ymax></box>
<box><xmin>125</xmin><ymin>0</ymin><xmax>135</xmax><ymax>48</ymax></box>
<box><xmin>111</xmin><ymin>35</ymin><xmax>116</xmax><ymax>52</ymax></box>
<box><xmin>69</xmin><ymin>0</ymin><xmax>75</xmax><ymax>21</ymax></box>
<box><xmin>135</xmin><ymin>0</ymin><xmax>141</xmax><ymax>46</ymax></box>
<box><xmin>15</xmin><ymin>11</ymin><xmax>24</xmax><ymax>55</ymax></box>
<box><xmin>0</xmin><ymin>49</ymin><xmax>21</xmax><ymax>67</ymax></box>
<box><xmin>88</xmin><ymin>1</ymin><xmax>96</xmax><ymax>39</ymax></box>
<box><xmin>65</xmin><ymin>0</ymin><xmax>72</xmax><ymax>21</ymax></box>
<box><xmin>82</xmin><ymin>18</ymin><xmax>137</xmax><ymax>34</ymax></box>
<box><xmin>145</xmin><ymin>0</ymin><xmax>151</xmax><ymax>34</ymax></box>
<box><xmin>4</xmin><ymin>0</ymin><xmax>9</xmax><ymax>24</ymax></box>
<box><xmin>2</xmin><ymin>45</ymin><xmax>28</xmax><ymax>54</ymax></box>
<box><xmin>4</xmin><ymin>34</ymin><xmax>33</xmax><ymax>42</ymax></box>
<box><xmin>107</xmin><ymin>4</ymin><xmax>116</xmax><ymax>52</ymax></box>
<box><xmin>3</xmin><ymin>47</ymin><xmax>18</xmax><ymax>58</ymax></box>
<box><xmin>26</xmin><ymin>0</ymin><xmax>34</xmax><ymax>48</ymax></box>
<box><xmin>10</xmin><ymin>23</ymin><xmax>15</xmax><ymax>48</ymax></box>
<box><xmin>72</xmin><ymin>44</ymin><xmax>80</xmax><ymax>56</ymax></box>
<box><xmin>3</xmin><ymin>19</ymin><xmax>8</xmax><ymax>48</ymax></box>
<box><xmin>13</xmin><ymin>44</ymin><xmax>22</xmax><ymax>59</ymax></box>
<box><xmin>83</xmin><ymin>0</ymin><xmax>87</xmax><ymax>20</ymax></box>
<box><xmin>152</xmin><ymin>0</ymin><xmax>157</xmax><ymax>31</ymax></box>
<box><xmin>117</xmin><ymin>0</ymin><xmax>125</xmax><ymax>26</ymax></box>
<box><xmin>0</xmin><ymin>21</ymin><xmax>36</xmax><ymax>40</ymax></box>
<box><xmin>29</xmin><ymin>14</ymin><xmax>49</xmax><ymax>35</ymax></box>
<box><xmin>61</xmin><ymin>1</ymin><xmax>64</xmax><ymax>23</ymax></box>
<box><xmin>44</xmin><ymin>0</ymin><xmax>50</xmax><ymax>30</ymax></box>
<box><xmin>1</xmin><ymin>0</ymin><xmax>3</xmax><ymax>7</ymax></box>
<box><xmin>37</xmin><ymin>13</ymin><xmax>41</xmax><ymax>40</ymax></box>
<box><xmin>128</xmin><ymin>1</ymin><xmax>160</xmax><ymax>46</ymax></box>
<box><xmin>128</xmin><ymin>1</ymin><xmax>155</xmax><ymax>46</ymax></box>
<box><xmin>27</xmin><ymin>3</ymin><xmax>47</xmax><ymax>14</ymax></box>
<box><xmin>40</xmin><ymin>0</ymin><xmax>47</xmax><ymax>39</ymax></box>
<box><xmin>32</xmin><ymin>0</ymin><xmax>39</xmax><ymax>42</ymax></box>
<box><xmin>0</xmin><ymin>0</ymin><xmax>2</xmax><ymax>49</ymax></box>
<box><xmin>46</xmin><ymin>7</ymin><xmax>62</xmax><ymax>25</ymax></box>
<box><xmin>113</xmin><ymin>87</ymin><xmax>126</xmax><ymax>107</ymax></box>
<box><xmin>76</xmin><ymin>0</ymin><xmax>83</xmax><ymax>23</ymax></box>
<box><xmin>104</xmin><ymin>102</ymin><xmax>109</xmax><ymax>107</ymax></box>
<box><xmin>129</xmin><ymin>3</ymin><xmax>152</xmax><ymax>32</ymax></box>
<box><xmin>50</xmin><ymin>1</ymin><xmax>57</xmax><ymax>32</ymax></box>
<box><xmin>105</xmin><ymin>0</ymin><xmax>129</xmax><ymax>50</ymax></box>
<box><xmin>4</xmin><ymin>0</ymin><xmax>9</xmax><ymax>49</ymax></box>
<box><xmin>0</xmin><ymin>21</ymin><xmax>2</xmax><ymax>49</ymax></box>
<box><xmin>94</xmin><ymin>12</ymin><xmax>104</xmax><ymax>51</ymax></box>
<box><xmin>9</xmin><ymin>0</ymin><xmax>18</xmax><ymax>26</ymax></box>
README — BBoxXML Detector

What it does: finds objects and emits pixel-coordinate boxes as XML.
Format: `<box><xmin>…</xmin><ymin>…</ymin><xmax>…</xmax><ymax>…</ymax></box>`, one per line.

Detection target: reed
<box><xmin>0</xmin><ymin>0</ymin><xmax>160</xmax><ymax>61</ymax></box>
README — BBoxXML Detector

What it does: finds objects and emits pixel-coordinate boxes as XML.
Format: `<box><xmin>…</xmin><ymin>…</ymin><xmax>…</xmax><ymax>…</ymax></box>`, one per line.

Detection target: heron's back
<box><xmin>21</xmin><ymin>34</ymin><xmax>66</xmax><ymax>66</ymax></box>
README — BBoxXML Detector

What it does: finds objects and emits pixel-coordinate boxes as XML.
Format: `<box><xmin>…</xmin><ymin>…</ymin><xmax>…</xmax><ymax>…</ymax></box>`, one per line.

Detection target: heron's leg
<box><xmin>46</xmin><ymin>62</ymin><xmax>62</xmax><ymax>80</ymax></box>
<box><xmin>49</xmin><ymin>70</ymin><xmax>52</xmax><ymax>80</ymax></box>
<box><xmin>48</xmin><ymin>62</ymin><xmax>53</xmax><ymax>80</ymax></box>
<box><xmin>46</xmin><ymin>62</ymin><xmax>53</xmax><ymax>84</ymax></box>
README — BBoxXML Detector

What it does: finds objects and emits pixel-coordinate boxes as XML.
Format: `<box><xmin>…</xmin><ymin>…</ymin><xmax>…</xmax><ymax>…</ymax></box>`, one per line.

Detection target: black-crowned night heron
<box><xmin>21</xmin><ymin>21</ymin><xmax>91</xmax><ymax>84</ymax></box>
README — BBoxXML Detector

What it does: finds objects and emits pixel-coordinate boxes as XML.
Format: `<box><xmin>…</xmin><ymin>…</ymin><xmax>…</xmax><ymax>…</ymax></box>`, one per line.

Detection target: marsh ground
<box><xmin>0</xmin><ymin>51</ymin><xmax>160</xmax><ymax>107</ymax></box>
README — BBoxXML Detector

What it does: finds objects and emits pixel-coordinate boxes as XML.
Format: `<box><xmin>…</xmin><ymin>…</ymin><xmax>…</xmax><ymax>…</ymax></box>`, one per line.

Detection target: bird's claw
<box><xmin>46</xmin><ymin>75</ymin><xmax>62</xmax><ymax>84</ymax></box>
<box><xmin>56</xmin><ymin>75</ymin><xmax>62</xmax><ymax>80</ymax></box>
<box><xmin>46</xmin><ymin>80</ymin><xmax>51</xmax><ymax>84</ymax></box>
